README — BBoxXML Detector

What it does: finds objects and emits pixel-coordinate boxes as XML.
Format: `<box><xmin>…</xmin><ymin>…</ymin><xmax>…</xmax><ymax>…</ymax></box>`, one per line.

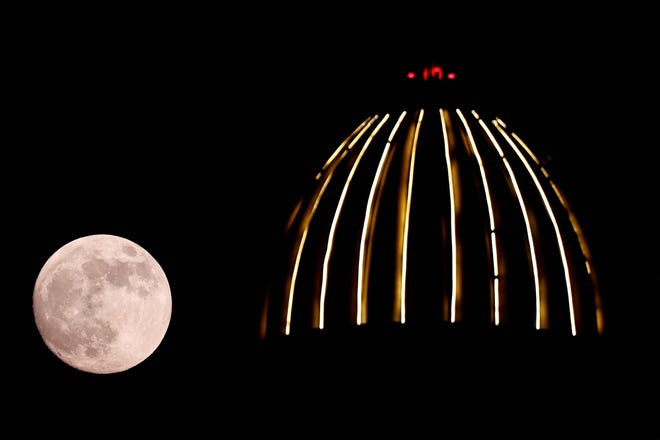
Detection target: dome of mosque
<box><xmin>259</xmin><ymin>64</ymin><xmax>604</xmax><ymax>344</ymax></box>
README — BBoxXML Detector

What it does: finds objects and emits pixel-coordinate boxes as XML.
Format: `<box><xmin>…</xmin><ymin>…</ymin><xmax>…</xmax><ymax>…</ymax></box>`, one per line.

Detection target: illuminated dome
<box><xmin>259</xmin><ymin>64</ymin><xmax>605</xmax><ymax>343</ymax></box>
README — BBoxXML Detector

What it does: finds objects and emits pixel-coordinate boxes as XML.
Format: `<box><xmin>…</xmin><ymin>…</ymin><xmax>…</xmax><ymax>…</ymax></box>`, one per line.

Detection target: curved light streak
<box><xmin>285</xmin><ymin>117</ymin><xmax>376</xmax><ymax>335</ymax></box>
<box><xmin>477</xmin><ymin>116</ymin><xmax>541</xmax><ymax>330</ymax></box>
<box><xmin>397</xmin><ymin>110</ymin><xmax>423</xmax><ymax>324</ymax></box>
<box><xmin>545</xmin><ymin>177</ymin><xmax>604</xmax><ymax>335</ymax></box>
<box><xmin>440</xmin><ymin>109</ymin><xmax>459</xmax><ymax>323</ymax></box>
<box><xmin>357</xmin><ymin>112</ymin><xmax>404</xmax><ymax>325</ymax></box>
<box><xmin>513</xmin><ymin>132</ymin><xmax>604</xmax><ymax>335</ymax></box>
<box><xmin>458</xmin><ymin>109</ymin><xmax>500</xmax><ymax>325</ymax></box>
<box><xmin>494</xmin><ymin>121</ymin><xmax>577</xmax><ymax>336</ymax></box>
<box><xmin>319</xmin><ymin>117</ymin><xmax>385</xmax><ymax>329</ymax></box>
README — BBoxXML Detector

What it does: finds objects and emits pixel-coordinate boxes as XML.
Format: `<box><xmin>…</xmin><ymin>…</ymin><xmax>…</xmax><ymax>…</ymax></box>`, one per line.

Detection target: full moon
<box><xmin>33</xmin><ymin>234</ymin><xmax>172</xmax><ymax>374</ymax></box>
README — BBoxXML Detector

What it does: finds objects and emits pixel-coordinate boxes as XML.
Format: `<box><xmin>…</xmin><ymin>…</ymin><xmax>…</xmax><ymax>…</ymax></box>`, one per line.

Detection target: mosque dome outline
<box><xmin>259</xmin><ymin>68</ymin><xmax>605</xmax><ymax>342</ymax></box>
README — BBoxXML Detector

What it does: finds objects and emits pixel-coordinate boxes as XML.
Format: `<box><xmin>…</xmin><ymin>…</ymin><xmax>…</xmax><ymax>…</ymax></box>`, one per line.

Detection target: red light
<box><xmin>430</xmin><ymin>66</ymin><xmax>443</xmax><ymax>79</ymax></box>
<box><xmin>407</xmin><ymin>64</ymin><xmax>457</xmax><ymax>81</ymax></box>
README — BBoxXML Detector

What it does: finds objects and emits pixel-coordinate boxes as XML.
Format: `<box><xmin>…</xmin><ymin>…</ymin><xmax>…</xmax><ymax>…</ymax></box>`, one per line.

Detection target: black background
<box><xmin>6</xmin><ymin>5</ymin><xmax>658</xmax><ymax>436</ymax></box>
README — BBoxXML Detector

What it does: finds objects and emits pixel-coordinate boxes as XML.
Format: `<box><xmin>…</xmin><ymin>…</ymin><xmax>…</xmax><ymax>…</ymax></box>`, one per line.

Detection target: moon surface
<box><xmin>33</xmin><ymin>234</ymin><xmax>172</xmax><ymax>374</ymax></box>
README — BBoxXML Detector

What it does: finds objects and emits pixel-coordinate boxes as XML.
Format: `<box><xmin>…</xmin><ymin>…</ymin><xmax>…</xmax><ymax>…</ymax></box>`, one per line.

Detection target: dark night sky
<box><xmin>6</xmin><ymin>5</ymin><xmax>657</xmax><ymax>435</ymax></box>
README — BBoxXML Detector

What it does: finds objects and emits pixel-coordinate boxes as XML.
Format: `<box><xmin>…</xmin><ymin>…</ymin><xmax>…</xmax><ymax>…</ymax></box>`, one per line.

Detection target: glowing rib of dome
<box><xmin>264</xmin><ymin>107</ymin><xmax>604</xmax><ymax>339</ymax></box>
<box><xmin>456</xmin><ymin>109</ymin><xmax>499</xmax><ymax>326</ymax></box>
<box><xmin>357</xmin><ymin>115</ymin><xmax>394</xmax><ymax>325</ymax></box>
<box><xmin>398</xmin><ymin>110</ymin><xmax>424</xmax><ymax>324</ymax></box>
<box><xmin>493</xmin><ymin>121</ymin><xmax>577</xmax><ymax>335</ymax></box>
<box><xmin>322</xmin><ymin>116</ymin><xmax>389</xmax><ymax>329</ymax></box>
<box><xmin>440</xmin><ymin>109</ymin><xmax>458</xmax><ymax>324</ymax></box>
<box><xmin>284</xmin><ymin>119</ymin><xmax>376</xmax><ymax>335</ymax></box>
<box><xmin>477</xmin><ymin>116</ymin><xmax>541</xmax><ymax>329</ymax></box>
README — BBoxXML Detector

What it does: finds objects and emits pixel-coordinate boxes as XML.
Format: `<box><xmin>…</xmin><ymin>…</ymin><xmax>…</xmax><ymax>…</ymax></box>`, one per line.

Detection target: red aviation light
<box><xmin>406</xmin><ymin>64</ymin><xmax>456</xmax><ymax>80</ymax></box>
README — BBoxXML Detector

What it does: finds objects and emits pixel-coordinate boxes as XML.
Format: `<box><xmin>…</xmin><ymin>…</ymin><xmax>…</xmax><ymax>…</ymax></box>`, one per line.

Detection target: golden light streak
<box><xmin>491</xmin><ymin>230</ymin><xmax>500</xmax><ymax>324</ymax></box>
<box><xmin>285</xmin><ymin>117</ymin><xmax>377</xmax><ymax>335</ymax></box>
<box><xmin>479</xmin><ymin>118</ymin><xmax>541</xmax><ymax>329</ymax></box>
<box><xmin>531</xmin><ymin>139</ymin><xmax>604</xmax><ymax>335</ymax></box>
<box><xmin>459</xmin><ymin>109</ymin><xmax>500</xmax><ymax>325</ymax></box>
<box><xmin>285</xmin><ymin>198</ymin><xmax>304</xmax><ymax>233</ymax></box>
<box><xmin>317</xmin><ymin>118</ymin><xmax>372</xmax><ymax>178</ymax></box>
<box><xmin>286</xmin><ymin>167</ymin><xmax>332</xmax><ymax>335</ymax></box>
<box><xmin>495</xmin><ymin>118</ymin><xmax>542</xmax><ymax>166</ymax></box>
<box><xmin>319</xmin><ymin>118</ymin><xmax>384</xmax><ymax>329</ymax></box>
<box><xmin>496</xmin><ymin>123</ymin><xmax>578</xmax><ymax>336</ymax></box>
<box><xmin>396</xmin><ymin>110</ymin><xmax>423</xmax><ymax>324</ymax></box>
<box><xmin>440</xmin><ymin>109</ymin><xmax>458</xmax><ymax>323</ymax></box>
<box><xmin>289</xmin><ymin>121</ymin><xmax>373</xmax><ymax>234</ymax></box>
<box><xmin>357</xmin><ymin>113</ymin><xmax>403</xmax><ymax>325</ymax></box>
